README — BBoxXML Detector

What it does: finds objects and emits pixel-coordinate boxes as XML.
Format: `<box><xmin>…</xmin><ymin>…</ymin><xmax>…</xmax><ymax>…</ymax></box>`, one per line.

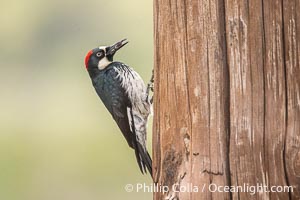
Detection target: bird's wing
<box><xmin>96</xmin><ymin>64</ymin><xmax>152</xmax><ymax>174</ymax></box>
<box><xmin>93</xmin><ymin>67</ymin><xmax>135</xmax><ymax>148</ymax></box>
<box><xmin>127</xmin><ymin>106</ymin><xmax>152</xmax><ymax>175</ymax></box>
<box><xmin>111</xmin><ymin>63</ymin><xmax>151</xmax><ymax>146</ymax></box>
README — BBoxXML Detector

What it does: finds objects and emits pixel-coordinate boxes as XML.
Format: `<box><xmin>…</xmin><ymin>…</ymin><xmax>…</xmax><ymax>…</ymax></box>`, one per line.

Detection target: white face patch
<box><xmin>98</xmin><ymin>57</ymin><xmax>112</xmax><ymax>70</ymax></box>
<box><xmin>97</xmin><ymin>46</ymin><xmax>111</xmax><ymax>70</ymax></box>
<box><xmin>99</xmin><ymin>46</ymin><xmax>107</xmax><ymax>52</ymax></box>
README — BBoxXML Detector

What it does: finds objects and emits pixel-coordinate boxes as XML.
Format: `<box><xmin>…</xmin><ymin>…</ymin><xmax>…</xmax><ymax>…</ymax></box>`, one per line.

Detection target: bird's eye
<box><xmin>96</xmin><ymin>52</ymin><xmax>102</xmax><ymax>57</ymax></box>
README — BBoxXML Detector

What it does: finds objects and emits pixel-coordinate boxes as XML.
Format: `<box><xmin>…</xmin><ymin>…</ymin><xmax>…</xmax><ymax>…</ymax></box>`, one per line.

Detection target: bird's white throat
<box><xmin>98</xmin><ymin>57</ymin><xmax>112</xmax><ymax>70</ymax></box>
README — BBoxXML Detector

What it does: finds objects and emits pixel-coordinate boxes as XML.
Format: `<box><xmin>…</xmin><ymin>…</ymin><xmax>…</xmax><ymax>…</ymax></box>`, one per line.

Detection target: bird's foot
<box><xmin>146</xmin><ymin>70</ymin><xmax>154</xmax><ymax>104</ymax></box>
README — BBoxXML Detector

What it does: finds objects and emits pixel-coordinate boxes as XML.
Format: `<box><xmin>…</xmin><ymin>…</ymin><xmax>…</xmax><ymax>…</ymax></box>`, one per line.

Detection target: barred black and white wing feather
<box><xmin>92</xmin><ymin>62</ymin><xmax>152</xmax><ymax>174</ymax></box>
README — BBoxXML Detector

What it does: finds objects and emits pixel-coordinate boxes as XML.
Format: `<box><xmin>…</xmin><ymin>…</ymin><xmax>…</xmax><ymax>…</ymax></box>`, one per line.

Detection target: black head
<box><xmin>85</xmin><ymin>39</ymin><xmax>128</xmax><ymax>73</ymax></box>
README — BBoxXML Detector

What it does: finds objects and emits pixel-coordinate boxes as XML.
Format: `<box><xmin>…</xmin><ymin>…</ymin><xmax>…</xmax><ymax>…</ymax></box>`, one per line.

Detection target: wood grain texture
<box><xmin>224</xmin><ymin>0</ymin><xmax>268</xmax><ymax>199</ymax></box>
<box><xmin>153</xmin><ymin>0</ymin><xmax>300</xmax><ymax>199</ymax></box>
<box><xmin>283</xmin><ymin>0</ymin><xmax>300</xmax><ymax>199</ymax></box>
<box><xmin>263</xmin><ymin>1</ymin><xmax>289</xmax><ymax>199</ymax></box>
<box><xmin>153</xmin><ymin>0</ymin><xmax>229</xmax><ymax>199</ymax></box>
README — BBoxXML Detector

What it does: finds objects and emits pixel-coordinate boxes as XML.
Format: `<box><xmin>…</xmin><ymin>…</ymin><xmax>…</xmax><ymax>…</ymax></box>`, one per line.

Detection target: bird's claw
<box><xmin>146</xmin><ymin>70</ymin><xmax>154</xmax><ymax>103</ymax></box>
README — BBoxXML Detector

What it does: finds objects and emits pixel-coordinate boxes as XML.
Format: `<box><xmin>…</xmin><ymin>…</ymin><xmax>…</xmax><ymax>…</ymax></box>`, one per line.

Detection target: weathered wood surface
<box><xmin>283</xmin><ymin>0</ymin><xmax>300</xmax><ymax>199</ymax></box>
<box><xmin>153</xmin><ymin>0</ymin><xmax>300</xmax><ymax>199</ymax></box>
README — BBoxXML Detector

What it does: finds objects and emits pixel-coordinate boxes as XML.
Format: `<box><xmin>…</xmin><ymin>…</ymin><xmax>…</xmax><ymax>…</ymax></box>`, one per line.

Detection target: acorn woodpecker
<box><xmin>85</xmin><ymin>39</ymin><xmax>152</xmax><ymax>175</ymax></box>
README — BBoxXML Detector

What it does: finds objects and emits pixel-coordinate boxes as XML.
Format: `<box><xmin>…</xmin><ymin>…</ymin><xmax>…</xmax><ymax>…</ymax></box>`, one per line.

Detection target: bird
<box><xmin>84</xmin><ymin>39</ymin><xmax>152</xmax><ymax>175</ymax></box>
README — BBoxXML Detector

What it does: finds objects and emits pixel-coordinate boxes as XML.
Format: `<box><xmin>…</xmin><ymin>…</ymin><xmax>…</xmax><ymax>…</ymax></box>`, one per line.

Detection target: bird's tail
<box><xmin>134</xmin><ymin>142</ymin><xmax>152</xmax><ymax>176</ymax></box>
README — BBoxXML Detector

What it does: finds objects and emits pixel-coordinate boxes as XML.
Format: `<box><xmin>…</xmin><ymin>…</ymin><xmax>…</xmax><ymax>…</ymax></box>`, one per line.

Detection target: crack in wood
<box><xmin>202</xmin><ymin>169</ymin><xmax>224</xmax><ymax>176</ymax></box>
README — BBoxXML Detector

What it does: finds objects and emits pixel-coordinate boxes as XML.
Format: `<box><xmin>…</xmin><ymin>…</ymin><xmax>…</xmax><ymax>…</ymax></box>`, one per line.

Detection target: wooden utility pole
<box><xmin>153</xmin><ymin>0</ymin><xmax>300</xmax><ymax>199</ymax></box>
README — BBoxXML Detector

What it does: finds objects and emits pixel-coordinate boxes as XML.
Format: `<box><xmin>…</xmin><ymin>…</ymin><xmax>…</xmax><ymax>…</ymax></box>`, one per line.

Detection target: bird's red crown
<box><xmin>85</xmin><ymin>50</ymin><xmax>93</xmax><ymax>69</ymax></box>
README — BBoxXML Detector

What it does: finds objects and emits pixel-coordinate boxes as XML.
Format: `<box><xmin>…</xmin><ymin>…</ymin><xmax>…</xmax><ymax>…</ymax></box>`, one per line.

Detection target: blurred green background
<box><xmin>0</xmin><ymin>0</ymin><xmax>153</xmax><ymax>199</ymax></box>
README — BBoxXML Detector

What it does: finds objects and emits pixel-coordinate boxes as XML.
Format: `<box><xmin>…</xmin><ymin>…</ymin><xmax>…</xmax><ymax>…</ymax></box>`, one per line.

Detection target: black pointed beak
<box><xmin>106</xmin><ymin>39</ymin><xmax>129</xmax><ymax>56</ymax></box>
